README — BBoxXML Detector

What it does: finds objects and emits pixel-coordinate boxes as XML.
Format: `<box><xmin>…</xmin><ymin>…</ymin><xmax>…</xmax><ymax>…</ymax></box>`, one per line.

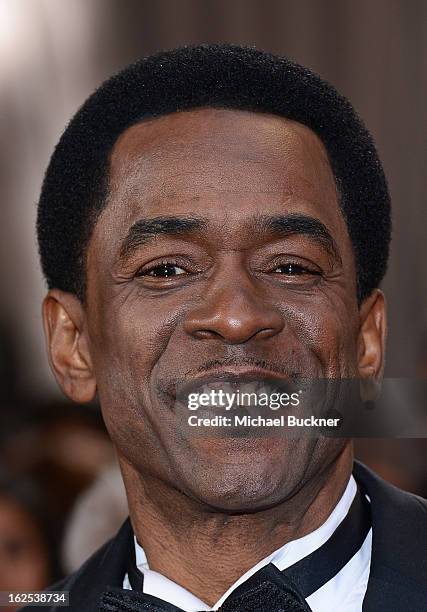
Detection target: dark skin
<box><xmin>42</xmin><ymin>108</ymin><xmax>386</xmax><ymax>604</ymax></box>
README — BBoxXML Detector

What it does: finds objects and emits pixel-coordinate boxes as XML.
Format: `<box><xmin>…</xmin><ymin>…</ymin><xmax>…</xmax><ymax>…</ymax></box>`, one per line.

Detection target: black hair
<box><xmin>37</xmin><ymin>44</ymin><xmax>391</xmax><ymax>302</ymax></box>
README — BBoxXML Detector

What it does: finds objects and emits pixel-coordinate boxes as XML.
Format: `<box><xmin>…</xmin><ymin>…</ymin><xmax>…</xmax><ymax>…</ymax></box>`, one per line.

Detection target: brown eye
<box><xmin>273</xmin><ymin>263</ymin><xmax>318</xmax><ymax>275</ymax></box>
<box><xmin>141</xmin><ymin>263</ymin><xmax>186</xmax><ymax>278</ymax></box>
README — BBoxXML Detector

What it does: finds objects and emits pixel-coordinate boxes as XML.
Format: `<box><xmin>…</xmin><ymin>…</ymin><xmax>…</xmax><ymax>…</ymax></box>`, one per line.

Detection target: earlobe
<box><xmin>42</xmin><ymin>290</ymin><xmax>97</xmax><ymax>403</ymax></box>
<box><xmin>357</xmin><ymin>289</ymin><xmax>387</xmax><ymax>381</ymax></box>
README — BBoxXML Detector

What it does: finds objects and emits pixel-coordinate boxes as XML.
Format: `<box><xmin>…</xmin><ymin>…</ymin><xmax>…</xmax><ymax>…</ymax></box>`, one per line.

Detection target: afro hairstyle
<box><xmin>37</xmin><ymin>43</ymin><xmax>391</xmax><ymax>303</ymax></box>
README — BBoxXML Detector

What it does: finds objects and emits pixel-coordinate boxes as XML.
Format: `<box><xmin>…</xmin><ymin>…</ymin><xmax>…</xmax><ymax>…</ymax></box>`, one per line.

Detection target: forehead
<box><xmin>96</xmin><ymin>108</ymin><xmax>348</xmax><ymax>247</ymax></box>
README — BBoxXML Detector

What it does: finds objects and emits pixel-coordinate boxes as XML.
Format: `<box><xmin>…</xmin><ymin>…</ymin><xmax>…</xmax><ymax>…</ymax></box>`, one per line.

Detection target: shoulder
<box><xmin>353</xmin><ymin>461</ymin><xmax>427</xmax><ymax>609</ymax></box>
<box><xmin>19</xmin><ymin>519</ymin><xmax>133</xmax><ymax>612</ymax></box>
<box><xmin>17</xmin><ymin>550</ymin><xmax>106</xmax><ymax>612</ymax></box>
<box><xmin>354</xmin><ymin>460</ymin><xmax>427</xmax><ymax>519</ymax></box>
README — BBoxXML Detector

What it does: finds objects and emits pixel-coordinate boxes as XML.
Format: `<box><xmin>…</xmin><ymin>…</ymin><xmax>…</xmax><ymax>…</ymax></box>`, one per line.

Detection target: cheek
<box><xmin>88</xmin><ymin>289</ymin><xmax>183</xmax><ymax>412</ymax></box>
<box><xmin>283</xmin><ymin>291</ymin><xmax>359</xmax><ymax>376</ymax></box>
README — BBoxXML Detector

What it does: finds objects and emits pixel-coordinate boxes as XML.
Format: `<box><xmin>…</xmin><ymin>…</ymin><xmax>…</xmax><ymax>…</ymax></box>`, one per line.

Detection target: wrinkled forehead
<box><xmin>110</xmin><ymin>107</ymin><xmax>331</xmax><ymax>161</ymax></box>
<box><xmin>92</xmin><ymin>108</ymin><xmax>351</xmax><ymax>257</ymax></box>
<box><xmin>107</xmin><ymin>108</ymin><xmax>339</xmax><ymax>210</ymax></box>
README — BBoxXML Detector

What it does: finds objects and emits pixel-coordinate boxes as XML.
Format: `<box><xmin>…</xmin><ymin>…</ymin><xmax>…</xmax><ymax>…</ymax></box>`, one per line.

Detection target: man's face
<box><xmin>82</xmin><ymin>109</ymin><xmax>362</xmax><ymax>510</ymax></box>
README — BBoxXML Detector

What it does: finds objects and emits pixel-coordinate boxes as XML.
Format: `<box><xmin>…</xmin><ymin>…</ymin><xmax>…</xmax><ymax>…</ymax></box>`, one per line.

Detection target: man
<box><xmin>25</xmin><ymin>45</ymin><xmax>426</xmax><ymax>611</ymax></box>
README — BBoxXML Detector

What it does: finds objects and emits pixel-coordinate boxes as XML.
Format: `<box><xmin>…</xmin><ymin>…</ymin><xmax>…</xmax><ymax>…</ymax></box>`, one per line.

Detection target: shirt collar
<box><xmin>132</xmin><ymin>475</ymin><xmax>358</xmax><ymax>611</ymax></box>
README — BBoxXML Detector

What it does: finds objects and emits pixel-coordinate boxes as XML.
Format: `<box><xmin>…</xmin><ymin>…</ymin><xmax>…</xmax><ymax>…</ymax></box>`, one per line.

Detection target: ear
<box><xmin>357</xmin><ymin>289</ymin><xmax>387</xmax><ymax>380</ymax></box>
<box><xmin>42</xmin><ymin>290</ymin><xmax>96</xmax><ymax>403</ymax></box>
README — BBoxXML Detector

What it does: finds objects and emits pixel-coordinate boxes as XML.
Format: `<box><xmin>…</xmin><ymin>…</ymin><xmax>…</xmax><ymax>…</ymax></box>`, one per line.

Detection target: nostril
<box><xmin>193</xmin><ymin>329</ymin><xmax>223</xmax><ymax>340</ymax></box>
<box><xmin>188</xmin><ymin>323</ymin><xmax>283</xmax><ymax>345</ymax></box>
<box><xmin>183</xmin><ymin>289</ymin><xmax>284</xmax><ymax>345</ymax></box>
<box><xmin>256</xmin><ymin>328</ymin><xmax>281</xmax><ymax>340</ymax></box>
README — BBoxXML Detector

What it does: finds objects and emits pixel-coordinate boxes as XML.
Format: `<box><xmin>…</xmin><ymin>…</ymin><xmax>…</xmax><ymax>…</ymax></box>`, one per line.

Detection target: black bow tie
<box><xmin>99</xmin><ymin>488</ymin><xmax>370</xmax><ymax>612</ymax></box>
<box><xmin>100</xmin><ymin>564</ymin><xmax>312</xmax><ymax>611</ymax></box>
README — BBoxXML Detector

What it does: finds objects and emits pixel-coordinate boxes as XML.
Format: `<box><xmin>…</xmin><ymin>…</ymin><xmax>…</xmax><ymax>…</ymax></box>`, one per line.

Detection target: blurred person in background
<box><xmin>62</xmin><ymin>461</ymin><xmax>127</xmax><ymax>574</ymax></box>
<box><xmin>0</xmin><ymin>403</ymin><xmax>115</xmax><ymax>592</ymax></box>
<box><xmin>0</xmin><ymin>473</ymin><xmax>54</xmax><ymax>608</ymax></box>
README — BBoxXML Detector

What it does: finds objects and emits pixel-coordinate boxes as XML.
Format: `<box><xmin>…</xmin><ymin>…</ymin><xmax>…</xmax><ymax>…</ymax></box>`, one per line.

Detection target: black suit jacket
<box><xmin>21</xmin><ymin>462</ymin><xmax>427</xmax><ymax>611</ymax></box>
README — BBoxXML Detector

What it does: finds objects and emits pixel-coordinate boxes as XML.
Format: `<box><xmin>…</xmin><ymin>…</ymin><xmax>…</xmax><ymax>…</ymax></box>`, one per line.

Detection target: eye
<box><xmin>137</xmin><ymin>263</ymin><xmax>187</xmax><ymax>278</ymax></box>
<box><xmin>272</xmin><ymin>263</ymin><xmax>320</xmax><ymax>276</ymax></box>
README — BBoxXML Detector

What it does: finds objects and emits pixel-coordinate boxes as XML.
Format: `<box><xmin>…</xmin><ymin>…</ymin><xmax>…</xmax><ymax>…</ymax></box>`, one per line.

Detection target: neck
<box><xmin>120</xmin><ymin>444</ymin><xmax>353</xmax><ymax>606</ymax></box>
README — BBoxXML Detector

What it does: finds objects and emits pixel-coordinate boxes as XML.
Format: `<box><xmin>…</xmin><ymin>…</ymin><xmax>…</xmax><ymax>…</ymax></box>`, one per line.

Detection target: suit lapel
<box><xmin>61</xmin><ymin>518</ymin><xmax>133</xmax><ymax>611</ymax></box>
<box><xmin>353</xmin><ymin>461</ymin><xmax>427</xmax><ymax>611</ymax></box>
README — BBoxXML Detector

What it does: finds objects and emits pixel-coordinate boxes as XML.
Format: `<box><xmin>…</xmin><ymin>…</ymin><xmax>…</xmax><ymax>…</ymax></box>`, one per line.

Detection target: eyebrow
<box><xmin>254</xmin><ymin>213</ymin><xmax>341</xmax><ymax>262</ymax></box>
<box><xmin>119</xmin><ymin>216</ymin><xmax>208</xmax><ymax>259</ymax></box>
<box><xmin>118</xmin><ymin>212</ymin><xmax>341</xmax><ymax>262</ymax></box>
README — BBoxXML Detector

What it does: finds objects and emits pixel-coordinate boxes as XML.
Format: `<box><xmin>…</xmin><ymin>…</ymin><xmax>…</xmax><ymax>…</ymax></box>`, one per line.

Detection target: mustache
<box><xmin>155</xmin><ymin>355</ymin><xmax>306</xmax><ymax>401</ymax></box>
<box><xmin>185</xmin><ymin>357</ymin><xmax>302</xmax><ymax>378</ymax></box>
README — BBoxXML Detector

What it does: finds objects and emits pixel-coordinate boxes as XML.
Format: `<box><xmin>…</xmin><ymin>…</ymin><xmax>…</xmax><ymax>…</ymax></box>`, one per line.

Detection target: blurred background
<box><xmin>0</xmin><ymin>0</ymin><xmax>426</xmax><ymax>594</ymax></box>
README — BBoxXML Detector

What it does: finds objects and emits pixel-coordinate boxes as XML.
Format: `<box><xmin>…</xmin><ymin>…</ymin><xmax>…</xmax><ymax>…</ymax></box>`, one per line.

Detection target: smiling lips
<box><xmin>175</xmin><ymin>369</ymin><xmax>296</xmax><ymax>407</ymax></box>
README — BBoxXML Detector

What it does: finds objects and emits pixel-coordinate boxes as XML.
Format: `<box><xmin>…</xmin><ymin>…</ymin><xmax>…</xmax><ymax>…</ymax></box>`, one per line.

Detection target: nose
<box><xmin>183</xmin><ymin>269</ymin><xmax>284</xmax><ymax>345</ymax></box>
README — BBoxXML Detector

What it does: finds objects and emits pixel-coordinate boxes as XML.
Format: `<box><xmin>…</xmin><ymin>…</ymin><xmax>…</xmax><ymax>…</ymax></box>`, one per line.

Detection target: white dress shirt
<box><xmin>123</xmin><ymin>475</ymin><xmax>372</xmax><ymax>611</ymax></box>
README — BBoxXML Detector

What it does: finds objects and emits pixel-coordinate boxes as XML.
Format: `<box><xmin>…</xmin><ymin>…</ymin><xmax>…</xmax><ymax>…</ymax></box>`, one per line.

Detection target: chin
<box><xmin>188</xmin><ymin>472</ymin><xmax>291</xmax><ymax>513</ymax></box>
<box><xmin>179</xmin><ymin>437</ymin><xmax>299</xmax><ymax>512</ymax></box>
